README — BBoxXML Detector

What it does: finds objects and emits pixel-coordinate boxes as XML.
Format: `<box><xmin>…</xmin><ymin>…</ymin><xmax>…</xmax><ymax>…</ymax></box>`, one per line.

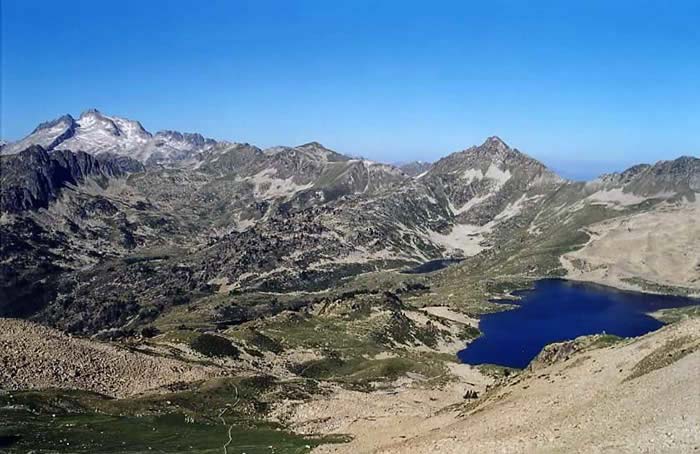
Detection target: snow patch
<box><xmin>462</xmin><ymin>168</ymin><xmax>484</xmax><ymax>184</ymax></box>
<box><xmin>484</xmin><ymin>163</ymin><xmax>512</xmax><ymax>185</ymax></box>
<box><xmin>248</xmin><ymin>168</ymin><xmax>313</xmax><ymax>199</ymax></box>
<box><xmin>427</xmin><ymin>223</ymin><xmax>488</xmax><ymax>257</ymax></box>
<box><xmin>587</xmin><ymin>188</ymin><xmax>673</xmax><ymax>207</ymax></box>
<box><xmin>450</xmin><ymin>193</ymin><xmax>491</xmax><ymax>215</ymax></box>
<box><xmin>450</xmin><ymin>164</ymin><xmax>513</xmax><ymax>214</ymax></box>
<box><xmin>460</xmin><ymin>164</ymin><xmax>511</xmax><ymax>186</ymax></box>
<box><xmin>416</xmin><ymin>171</ymin><xmax>429</xmax><ymax>179</ymax></box>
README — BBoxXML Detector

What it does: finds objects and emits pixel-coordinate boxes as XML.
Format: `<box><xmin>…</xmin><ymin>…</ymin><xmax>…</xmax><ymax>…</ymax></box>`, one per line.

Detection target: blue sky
<box><xmin>2</xmin><ymin>0</ymin><xmax>699</xmax><ymax>179</ymax></box>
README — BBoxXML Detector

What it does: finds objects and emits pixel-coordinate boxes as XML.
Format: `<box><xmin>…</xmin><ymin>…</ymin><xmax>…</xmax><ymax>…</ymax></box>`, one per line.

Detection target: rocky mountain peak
<box><xmin>481</xmin><ymin>136</ymin><xmax>510</xmax><ymax>152</ymax></box>
<box><xmin>399</xmin><ymin>161</ymin><xmax>433</xmax><ymax>177</ymax></box>
<box><xmin>31</xmin><ymin>114</ymin><xmax>76</xmax><ymax>134</ymax></box>
<box><xmin>290</xmin><ymin>141</ymin><xmax>350</xmax><ymax>162</ymax></box>
<box><xmin>76</xmin><ymin>109</ymin><xmax>120</xmax><ymax>135</ymax></box>
<box><xmin>80</xmin><ymin>108</ymin><xmax>102</xmax><ymax>118</ymax></box>
<box><xmin>76</xmin><ymin>109</ymin><xmax>151</xmax><ymax>139</ymax></box>
<box><xmin>1</xmin><ymin>114</ymin><xmax>78</xmax><ymax>155</ymax></box>
<box><xmin>587</xmin><ymin>156</ymin><xmax>699</xmax><ymax>198</ymax></box>
<box><xmin>298</xmin><ymin>141</ymin><xmax>326</xmax><ymax>149</ymax></box>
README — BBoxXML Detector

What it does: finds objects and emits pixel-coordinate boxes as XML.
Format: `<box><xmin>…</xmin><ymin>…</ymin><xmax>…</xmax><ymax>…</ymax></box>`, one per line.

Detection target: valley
<box><xmin>1</xmin><ymin>110</ymin><xmax>699</xmax><ymax>453</ymax></box>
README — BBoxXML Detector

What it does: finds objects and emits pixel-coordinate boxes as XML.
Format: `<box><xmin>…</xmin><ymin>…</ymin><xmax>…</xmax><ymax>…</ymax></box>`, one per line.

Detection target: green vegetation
<box><xmin>250</xmin><ymin>312</ymin><xmax>383</xmax><ymax>356</ymax></box>
<box><xmin>651</xmin><ymin>305</ymin><xmax>700</xmax><ymax>324</ymax></box>
<box><xmin>190</xmin><ymin>333</ymin><xmax>240</xmax><ymax>358</ymax></box>
<box><xmin>621</xmin><ymin>277</ymin><xmax>700</xmax><ymax>297</ymax></box>
<box><xmin>236</xmin><ymin>327</ymin><xmax>285</xmax><ymax>354</ymax></box>
<box><xmin>477</xmin><ymin>364</ymin><xmax>520</xmax><ymax>378</ymax></box>
<box><xmin>458</xmin><ymin>325</ymin><xmax>481</xmax><ymax>340</ymax></box>
<box><xmin>291</xmin><ymin>353</ymin><xmax>450</xmax><ymax>389</ymax></box>
<box><xmin>0</xmin><ymin>409</ymin><xmax>338</xmax><ymax>454</ymax></box>
<box><xmin>0</xmin><ymin>378</ymin><xmax>347</xmax><ymax>454</ymax></box>
<box><xmin>589</xmin><ymin>333</ymin><xmax>625</xmax><ymax>348</ymax></box>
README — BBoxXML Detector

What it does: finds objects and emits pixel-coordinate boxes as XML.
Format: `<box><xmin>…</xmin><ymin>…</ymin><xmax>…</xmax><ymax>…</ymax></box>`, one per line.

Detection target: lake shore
<box><xmin>307</xmin><ymin>318</ymin><xmax>700</xmax><ymax>453</ymax></box>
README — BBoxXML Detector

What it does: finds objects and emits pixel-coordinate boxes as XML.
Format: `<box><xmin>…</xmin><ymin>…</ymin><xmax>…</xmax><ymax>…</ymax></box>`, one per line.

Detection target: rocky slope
<box><xmin>561</xmin><ymin>199</ymin><xmax>700</xmax><ymax>295</ymax></box>
<box><xmin>311</xmin><ymin>318</ymin><xmax>700</xmax><ymax>454</ymax></box>
<box><xmin>0</xmin><ymin>318</ymin><xmax>222</xmax><ymax>398</ymax></box>
<box><xmin>398</xmin><ymin>161</ymin><xmax>432</xmax><ymax>177</ymax></box>
<box><xmin>0</xmin><ymin>145</ymin><xmax>143</xmax><ymax>213</ymax></box>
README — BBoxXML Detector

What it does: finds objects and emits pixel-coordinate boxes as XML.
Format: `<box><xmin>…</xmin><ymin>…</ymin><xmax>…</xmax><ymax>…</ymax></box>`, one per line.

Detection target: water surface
<box><xmin>401</xmin><ymin>258</ymin><xmax>463</xmax><ymax>274</ymax></box>
<box><xmin>458</xmin><ymin>279</ymin><xmax>699</xmax><ymax>369</ymax></box>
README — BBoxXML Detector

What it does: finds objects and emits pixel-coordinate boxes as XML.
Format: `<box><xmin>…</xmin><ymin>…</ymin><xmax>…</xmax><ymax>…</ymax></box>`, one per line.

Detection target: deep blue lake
<box><xmin>458</xmin><ymin>279</ymin><xmax>700</xmax><ymax>369</ymax></box>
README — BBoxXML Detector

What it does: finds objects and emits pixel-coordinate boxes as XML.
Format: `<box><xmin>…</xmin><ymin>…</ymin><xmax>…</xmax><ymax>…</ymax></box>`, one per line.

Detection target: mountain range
<box><xmin>1</xmin><ymin>110</ymin><xmax>698</xmax><ymax>335</ymax></box>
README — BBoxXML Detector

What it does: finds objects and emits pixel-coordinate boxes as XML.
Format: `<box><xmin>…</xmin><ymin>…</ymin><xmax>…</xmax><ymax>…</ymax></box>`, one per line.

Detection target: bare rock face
<box><xmin>0</xmin><ymin>145</ymin><xmax>143</xmax><ymax>213</ymax></box>
<box><xmin>0</xmin><ymin>318</ymin><xmax>221</xmax><ymax>398</ymax></box>
<box><xmin>625</xmin><ymin>156</ymin><xmax>700</xmax><ymax>196</ymax></box>
<box><xmin>527</xmin><ymin>338</ymin><xmax>587</xmax><ymax>370</ymax></box>
<box><xmin>399</xmin><ymin>161</ymin><xmax>432</xmax><ymax>177</ymax></box>
<box><xmin>587</xmin><ymin>156</ymin><xmax>700</xmax><ymax>199</ymax></box>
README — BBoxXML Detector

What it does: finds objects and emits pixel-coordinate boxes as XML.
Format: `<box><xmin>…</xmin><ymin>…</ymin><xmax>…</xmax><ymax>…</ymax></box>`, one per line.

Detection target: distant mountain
<box><xmin>399</xmin><ymin>161</ymin><xmax>432</xmax><ymax>177</ymax></box>
<box><xmin>588</xmin><ymin>156</ymin><xmax>700</xmax><ymax>198</ymax></box>
<box><xmin>196</xmin><ymin>140</ymin><xmax>410</xmax><ymax>202</ymax></box>
<box><xmin>1</xmin><ymin>109</ymin><xmax>218</xmax><ymax>165</ymax></box>
<box><xmin>2</xmin><ymin>114</ymin><xmax>78</xmax><ymax>155</ymax></box>
<box><xmin>421</xmin><ymin>136</ymin><xmax>563</xmax><ymax>225</ymax></box>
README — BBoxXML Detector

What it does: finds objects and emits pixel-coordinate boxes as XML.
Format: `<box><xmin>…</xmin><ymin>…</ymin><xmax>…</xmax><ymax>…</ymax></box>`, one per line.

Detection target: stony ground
<box><xmin>277</xmin><ymin>363</ymin><xmax>492</xmax><ymax>454</ymax></box>
<box><xmin>561</xmin><ymin>200</ymin><xmax>700</xmax><ymax>296</ymax></box>
<box><xmin>303</xmin><ymin>318</ymin><xmax>700</xmax><ymax>453</ymax></box>
<box><xmin>0</xmin><ymin>318</ymin><xmax>223</xmax><ymax>398</ymax></box>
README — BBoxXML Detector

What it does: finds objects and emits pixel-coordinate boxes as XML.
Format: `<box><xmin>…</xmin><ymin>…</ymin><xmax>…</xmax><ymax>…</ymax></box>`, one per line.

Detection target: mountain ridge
<box><xmin>1</xmin><ymin>109</ymin><xmax>218</xmax><ymax>165</ymax></box>
<box><xmin>7</xmin><ymin>110</ymin><xmax>695</xmax><ymax>185</ymax></box>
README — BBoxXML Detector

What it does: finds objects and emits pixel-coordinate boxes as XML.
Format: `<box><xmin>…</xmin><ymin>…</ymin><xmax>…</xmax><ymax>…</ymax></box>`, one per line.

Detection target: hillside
<box><xmin>309</xmin><ymin>318</ymin><xmax>700</xmax><ymax>453</ymax></box>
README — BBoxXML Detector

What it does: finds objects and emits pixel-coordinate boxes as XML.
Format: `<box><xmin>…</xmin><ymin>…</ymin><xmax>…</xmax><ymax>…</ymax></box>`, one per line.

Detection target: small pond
<box><xmin>401</xmin><ymin>258</ymin><xmax>463</xmax><ymax>274</ymax></box>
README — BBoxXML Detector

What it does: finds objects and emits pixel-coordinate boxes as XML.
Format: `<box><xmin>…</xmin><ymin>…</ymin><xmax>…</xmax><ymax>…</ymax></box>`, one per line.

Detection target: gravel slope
<box><xmin>561</xmin><ymin>200</ymin><xmax>700</xmax><ymax>296</ymax></box>
<box><xmin>312</xmin><ymin>318</ymin><xmax>700</xmax><ymax>453</ymax></box>
<box><xmin>0</xmin><ymin>318</ymin><xmax>221</xmax><ymax>398</ymax></box>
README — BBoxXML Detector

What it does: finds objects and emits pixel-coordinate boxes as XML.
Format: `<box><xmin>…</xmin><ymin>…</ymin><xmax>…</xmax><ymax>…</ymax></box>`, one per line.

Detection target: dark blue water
<box><xmin>401</xmin><ymin>258</ymin><xmax>463</xmax><ymax>274</ymax></box>
<box><xmin>458</xmin><ymin>279</ymin><xmax>700</xmax><ymax>369</ymax></box>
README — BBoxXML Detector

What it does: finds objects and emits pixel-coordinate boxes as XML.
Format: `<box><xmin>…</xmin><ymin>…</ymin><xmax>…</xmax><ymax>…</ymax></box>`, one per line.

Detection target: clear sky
<box><xmin>2</xmin><ymin>0</ymin><xmax>699</xmax><ymax>179</ymax></box>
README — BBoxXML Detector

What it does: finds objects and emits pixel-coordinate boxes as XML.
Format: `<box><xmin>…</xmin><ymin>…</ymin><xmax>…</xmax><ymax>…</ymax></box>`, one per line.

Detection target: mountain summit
<box><xmin>481</xmin><ymin>135</ymin><xmax>510</xmax><ymax>152</ymax></box>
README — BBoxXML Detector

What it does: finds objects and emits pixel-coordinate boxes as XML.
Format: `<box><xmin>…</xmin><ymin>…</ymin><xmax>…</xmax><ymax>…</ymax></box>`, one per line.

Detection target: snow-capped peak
<box><xmin>1</xmin><ymin>109</ymin><xmax>217</xmax><ymax>165</ymax></box>
<box><xmin>1</xmin><ymin>114</ymin><xmax>77</xmax><ymax>155</ymax></box>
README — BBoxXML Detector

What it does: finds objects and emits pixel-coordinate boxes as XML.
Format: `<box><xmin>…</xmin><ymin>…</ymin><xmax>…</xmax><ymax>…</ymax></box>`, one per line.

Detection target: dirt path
<box><xmin>217</xmin><ymin>383</ymin><xmax>240</xmax><ymax>454</ymax></box>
